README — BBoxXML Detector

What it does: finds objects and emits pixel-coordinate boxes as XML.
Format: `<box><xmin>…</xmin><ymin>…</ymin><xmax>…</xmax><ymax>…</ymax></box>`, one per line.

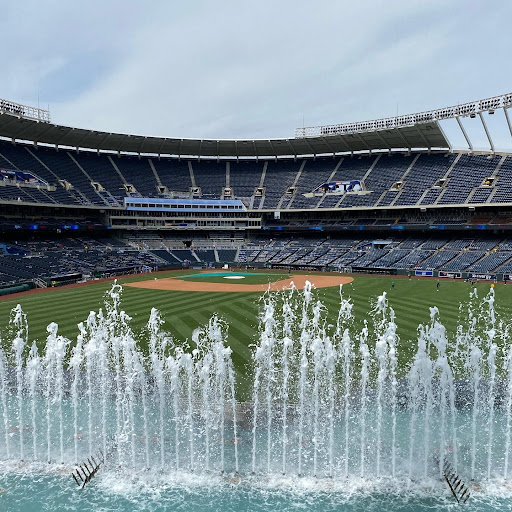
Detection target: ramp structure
<box><xmin>71</xmin><ymin>450</ymin><xmax>105</xmax><ymax>489</ymax></box>
<box><xmin>443</xmin><ymin>460</ymin><xmax>471</xmax><ymax>504</ymax></box>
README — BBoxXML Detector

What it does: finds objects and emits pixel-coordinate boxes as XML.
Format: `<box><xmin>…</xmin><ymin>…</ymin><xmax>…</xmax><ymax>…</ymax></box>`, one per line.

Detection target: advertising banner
<box><xmin>439</xmin><ymin>271</ymin><xmax>461</xmax><ymax>278</ymax></box>
<box><xmin>415</xmin><ymin>270</ymin><xmax>433</xmax><ymax>277</ymax></box>
<box><xmin>316</xmin><ymin>180</ymin><xmax>362</xmax><ymax>193</ymax></box>
<box><xmin>467</xmin><ymin>273</ymin><xmax>495</xmax><ymax>280</ymax></box>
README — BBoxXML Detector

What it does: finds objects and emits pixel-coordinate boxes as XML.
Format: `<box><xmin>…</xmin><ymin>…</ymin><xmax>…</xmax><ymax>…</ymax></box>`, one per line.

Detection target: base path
<box><xmin>126</xmin><ymin>274</ymin><xmax>353</xmax><ymax>293</ymax></box>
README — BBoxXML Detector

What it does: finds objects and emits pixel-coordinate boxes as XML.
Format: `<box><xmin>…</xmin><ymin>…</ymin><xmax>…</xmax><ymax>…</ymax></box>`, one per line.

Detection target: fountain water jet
<box><xmin>0</xmin><ymin>279</ymin><xmax>509</xmax><ymax>494</ymax></box>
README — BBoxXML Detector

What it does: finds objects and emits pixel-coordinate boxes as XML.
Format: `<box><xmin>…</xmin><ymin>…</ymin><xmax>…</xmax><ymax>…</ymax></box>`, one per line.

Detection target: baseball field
<box><xmin>0</xmin><ymin>269</ymin><xmax>509</xmax><ymax>396</ymax></box>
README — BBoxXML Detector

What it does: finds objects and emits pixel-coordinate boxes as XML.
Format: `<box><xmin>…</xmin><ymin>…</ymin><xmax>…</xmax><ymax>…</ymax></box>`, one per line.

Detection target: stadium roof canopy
<box><xmin>0</xmin><ymin>112</ymin><xmax>447</xmax><ymax>158</ymax></box>
<box><xmin>0</xmin><ymin>93</ymin><xmax>510</xmax><ymax>158</ymax></box>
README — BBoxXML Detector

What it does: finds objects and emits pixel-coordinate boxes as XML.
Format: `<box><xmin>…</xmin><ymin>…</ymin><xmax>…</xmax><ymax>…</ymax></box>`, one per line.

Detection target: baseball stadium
<box><xmin>1</xmin><ymin>90</ymin><xmax>512</xmax><ymax>510</ymax></box>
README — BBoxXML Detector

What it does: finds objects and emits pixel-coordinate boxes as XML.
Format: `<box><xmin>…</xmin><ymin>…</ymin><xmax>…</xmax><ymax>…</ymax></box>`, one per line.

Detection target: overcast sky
<box><xmin>2</xmin><ymin>0</ymin><xmax>511</xmax><ymax>151</ymax></box>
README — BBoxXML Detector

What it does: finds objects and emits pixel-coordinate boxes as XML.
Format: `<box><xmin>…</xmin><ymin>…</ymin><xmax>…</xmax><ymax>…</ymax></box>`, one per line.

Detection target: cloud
<box><xmin>2</xmin><ymin>0</ymin><xmax>511</xmax><ymax>149</ymax></box>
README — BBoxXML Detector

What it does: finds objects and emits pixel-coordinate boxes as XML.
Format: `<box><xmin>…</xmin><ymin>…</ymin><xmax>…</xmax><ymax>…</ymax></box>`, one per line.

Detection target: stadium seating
<box><xmin>2</xmin><ymin>143</ymin><xmax>512</xmax><ymax>210</ymax></box>
<box><xmin>440</xmin><ymin>251</ymin><xmax>485</xmax><ymax>271</ymax></box>
<box><xmin>0</xmin><ymin>235</ymin><xmax>162</xmax><ymax>285</ymax></box>
<box><xmin>395</xmin><ymin>154</ymin><xmax>456</xmax><ymax>206</ymax></box>
<box><xmin>492</xmin><ymin>157</ymin><xmax>512</xmax><ymax>203</ymax></box>
<box><xmin>365</xmin><ymin>155</ymin><xmax>414</xmax><ymax>206</ymax></box>
<box><xmin>151</xmin><ymin>159</ymin><xmax>192</xmax><ymax>193</ymax></box>
<box><xmin>0</xmin><ymin>232</ymin><xmax>489</xmax><ymax>279</ymax></box>
<box><xmin>195</xmin><ymin>249</ymin><xmax>216</xmax><ymax>262</ymax></box>
<box><xmin>113</xmin><ymin>156</ymin><xmax>158</xmax><ymax>197</ymax></box>
<box><xmin>192</xmin><ymin>161</ymin><xmax>226</xmax><ymax>199</ymax></box>
<box><xmin>34</xmin><ymin>147</ymin><xmax>103</xmax><ymax>205</ymax></box>
<box><xmin>261</xmin><ymin>160</ymin><xmax>301</xmax><ymax>209</ymax></box>
<box><xmin>3</xmin><ymin>138</ymin><xmax>512</xmax><ymax>290</ymax></box>
<box><xmin>288</xmin><ymin>158</ymin><xmax>338</xmax><ymax>209</ymax></box>
<box><xmin>392</xmin><ymin>250</ymin><xmax>433</xmax><ymax>269</ymax></box>
<box><xmin>468</xmin><ymin>252</ymin><xmax>512</xmax><ymax>272</ymax></box>
<box><xmin>217</xmin><ymin>249</ymin><xmax>237</xmax><ymax>262</ymax></box>
<box><xmin>438</xmin><ymin>155</ymin><xmax>498</xmax><ymax>205</ymax></box>
<box><xmin>72</xmin><ymin>152</ymin><xmax>125</xmax><ymax>205</ymax></box>
<box><xmin>229</xmin><ymin>161</ymin><xmax>264</xmax><ymax>207</ymax></box>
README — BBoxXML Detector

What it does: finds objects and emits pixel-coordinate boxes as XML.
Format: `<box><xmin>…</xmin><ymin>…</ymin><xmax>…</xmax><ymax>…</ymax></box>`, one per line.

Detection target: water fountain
<box><xmin>0</xmin><ymin>280</ymin><xmax>511</xmax><ymax>511</ymax></box>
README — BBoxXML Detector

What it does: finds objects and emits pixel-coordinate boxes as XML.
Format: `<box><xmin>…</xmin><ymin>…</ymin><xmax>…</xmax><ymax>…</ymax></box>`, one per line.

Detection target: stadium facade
<box><xmin>1</xmin><ymin>93</ymin><xmax>512</xmax><ymax>293</ymax></box>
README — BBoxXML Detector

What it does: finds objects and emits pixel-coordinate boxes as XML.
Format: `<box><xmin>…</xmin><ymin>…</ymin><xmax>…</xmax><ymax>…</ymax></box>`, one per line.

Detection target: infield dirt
<box><xmin>125</xmin><ymin>273</ymin><xmax>353</xmax><ymax>293</ymax></box>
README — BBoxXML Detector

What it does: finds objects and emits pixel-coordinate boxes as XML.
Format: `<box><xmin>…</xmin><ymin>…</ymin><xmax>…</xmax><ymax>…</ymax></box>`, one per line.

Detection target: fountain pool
<box><xmin>0</xmin><ymin>281</ymin><xmax>511</xmax><ymax>511</ymax></box>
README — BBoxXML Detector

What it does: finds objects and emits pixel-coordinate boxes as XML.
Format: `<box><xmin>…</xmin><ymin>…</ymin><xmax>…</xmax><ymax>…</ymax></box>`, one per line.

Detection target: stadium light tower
<box><xmin>296</xmin><ymin>92</ymin><xmax>512</xmax><ymax>153</ymax></box>
<box><xmin>0</xmin><ymin>98</ymin><xmax>50</xmax><ymax>123</ymax></box>
<box><xmin>455</xmin><ymin>116</ymin><xmax>473</xmax><ymax>153</ymax></box>
<box><xmin>478</xmin><ymin>111</ymin><xmax>495</xmax><ymax>154</ymax></box>
<box><xmin>505</xmin><ymin>107</ymin><xmax>512</xmax><ymax>139</ymax></box>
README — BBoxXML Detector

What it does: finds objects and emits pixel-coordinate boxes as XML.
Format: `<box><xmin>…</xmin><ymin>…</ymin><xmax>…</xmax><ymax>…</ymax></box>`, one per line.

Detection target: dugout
<box><xmin>49</xmin><ymin>272</ymin><xmax>83</xmax><ymax>287</ymax></box>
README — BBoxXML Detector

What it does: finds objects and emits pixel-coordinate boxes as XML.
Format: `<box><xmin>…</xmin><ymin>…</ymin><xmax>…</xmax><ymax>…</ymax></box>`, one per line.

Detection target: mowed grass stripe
<box><xmin>9</xmin><ymin>296</ymin><xmax>102</xmax><ymax>318</ymax></box>
<box><xmin>217</xmin><ymin>305</ymin><xmax>258</xmax><ymax>355</ymax></box>
<box><xmin>1</xmin><ymin>274</ymin><xmax>512</xmax><ymax>387</ymax></box>
<box><xmin>163</xmin><ymin>313</ymin><xmax>202</xmax><ymax>345</ymax></box>
<box><xmin>0</xmin><ymin>299</ymin><xmax>108</xmax><ymax>339</ymax></box>
<box><xmin>0</xmin><ymin>289</ymin><xmax>106</xmax><ymax>310</ymax></box>
<box><xmin>123</xmin><ymin>291</ymin><xmax>248</xmax><ymax>317</ymax></box>
<box><xmin>0</xmin><ymin>288</ymin><xmax>105</xmax><ymax>311</ymax></box>
<box><xmin>180</xmin><ymin>301</ymin><xmax>255</xmax><ymax>363</ymax></box>
<box><xmin>1</xmin><ymin>287</ymin><xmax>265</xmax><ymax>347</ymax></box>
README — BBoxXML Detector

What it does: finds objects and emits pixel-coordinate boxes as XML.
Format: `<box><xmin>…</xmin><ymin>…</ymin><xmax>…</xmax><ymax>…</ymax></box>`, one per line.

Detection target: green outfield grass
<box><xmin>0</xmin><ymin>271</ymin><xmax>509</xmax><ymax>397</ymax></box>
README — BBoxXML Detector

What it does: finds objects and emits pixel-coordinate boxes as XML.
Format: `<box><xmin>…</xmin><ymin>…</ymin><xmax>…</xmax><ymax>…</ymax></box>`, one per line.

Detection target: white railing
<box><xmin>296</xmin><ymin>92</ymin><xmax>512</xmax><ymax>138</ymax></box>
<box><xmin>0</xmin><ymin>98</ymin><xmax>50</xmax><ymax>122</ymax></box>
